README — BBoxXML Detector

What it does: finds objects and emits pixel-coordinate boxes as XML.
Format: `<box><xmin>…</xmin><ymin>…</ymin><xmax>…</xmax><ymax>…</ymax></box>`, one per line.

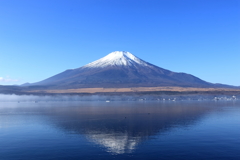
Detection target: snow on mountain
<box><xmin>82</xmin><ymin>51</ymin><xmax>150</xmax><ymax>68</ymax></box>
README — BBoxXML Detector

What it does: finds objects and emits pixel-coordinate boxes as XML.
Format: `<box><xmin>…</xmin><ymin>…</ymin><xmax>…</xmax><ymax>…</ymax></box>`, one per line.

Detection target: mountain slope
<box><xmin>31</xmin><ymin>51</ymin><xmax>213</xmax><ymax>88</ymax></box>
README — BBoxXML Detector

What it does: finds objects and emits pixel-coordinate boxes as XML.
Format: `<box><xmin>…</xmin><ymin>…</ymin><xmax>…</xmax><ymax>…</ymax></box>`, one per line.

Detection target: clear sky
<box><xmin>0</xmin><ymin>0</ymin><xmax>239</xmax><ymax>86</ymax></box>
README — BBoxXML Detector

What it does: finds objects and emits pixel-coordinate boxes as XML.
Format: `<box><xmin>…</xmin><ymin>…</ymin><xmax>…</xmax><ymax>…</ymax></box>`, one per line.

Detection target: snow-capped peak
<box><xmin>82</xmin><ymin>51</ymin><xmax>149</xmax><ymax>68</ymax></box>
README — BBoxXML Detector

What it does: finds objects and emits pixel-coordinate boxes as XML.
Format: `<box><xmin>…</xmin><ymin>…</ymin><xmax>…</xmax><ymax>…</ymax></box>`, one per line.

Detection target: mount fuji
<box><xmin>30</xmin><ymin>51</ymin><xmax>218</xmax><ymax>89</ymax></box>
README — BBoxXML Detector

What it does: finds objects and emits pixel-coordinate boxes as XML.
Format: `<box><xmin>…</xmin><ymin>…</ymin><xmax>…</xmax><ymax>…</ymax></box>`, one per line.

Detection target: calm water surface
<box><xmin>0</xmin><ymin>101</ymin><xmax>240</xmax><ymax>160</ymax></box>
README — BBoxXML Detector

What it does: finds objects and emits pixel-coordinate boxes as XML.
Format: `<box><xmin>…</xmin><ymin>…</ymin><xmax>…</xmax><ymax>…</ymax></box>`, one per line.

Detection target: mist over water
<box><xmin>0</xmin><ymin>94</ymin><xmax>104</xmax><ymax>102</ymax></box>
<box><xmin>0</xmin><ymin>94</ymin><xmax>238</xmax><ymax>102</ymax></box>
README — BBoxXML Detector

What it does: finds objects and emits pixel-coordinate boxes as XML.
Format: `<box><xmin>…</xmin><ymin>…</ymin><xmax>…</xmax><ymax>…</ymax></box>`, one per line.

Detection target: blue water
<box><xmin>0</xmin><ymin>101</ymin><xmax>240</xmax><ymax>160</ymax></box>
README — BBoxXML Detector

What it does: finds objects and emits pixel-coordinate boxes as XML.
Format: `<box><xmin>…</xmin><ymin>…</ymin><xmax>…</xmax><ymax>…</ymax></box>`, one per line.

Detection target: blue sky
<box><xmin>0</xmin><ymin>0</ymin><xmax>239</xmax><ymax>86</ymax></box>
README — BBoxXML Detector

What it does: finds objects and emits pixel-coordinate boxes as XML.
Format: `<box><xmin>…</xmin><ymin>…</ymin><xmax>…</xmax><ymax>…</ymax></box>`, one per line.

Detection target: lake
<box><xmin>0</xmin><ymin>100</ymin><xmax>240</xmax><ymax>160</ymax></box>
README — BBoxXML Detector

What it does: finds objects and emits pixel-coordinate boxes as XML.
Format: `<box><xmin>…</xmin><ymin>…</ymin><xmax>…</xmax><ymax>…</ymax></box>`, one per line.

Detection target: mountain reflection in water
<box><xmin>39</xmin><ymin>102</ymin><xmax>212</xmax><ymax>154</ymax></box>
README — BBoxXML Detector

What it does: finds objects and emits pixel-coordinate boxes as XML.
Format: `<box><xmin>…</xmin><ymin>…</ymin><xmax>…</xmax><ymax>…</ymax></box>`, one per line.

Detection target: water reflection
<box><xmin>0</xmin><ymin>102</ymin><xmax>212</xmax><ymax>154</ymax></box>
<box><xmin>37</xmin><ymin>102</ymin><xmax>213</xmax><ymax>154</ymax></box>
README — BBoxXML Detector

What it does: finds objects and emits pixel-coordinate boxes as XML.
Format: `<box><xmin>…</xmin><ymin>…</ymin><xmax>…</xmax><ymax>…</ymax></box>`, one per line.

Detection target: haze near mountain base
<box><xmin>29</xmin><ymin>51</ymin><xmax>228</xmax><ymax>89</ymax></box>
